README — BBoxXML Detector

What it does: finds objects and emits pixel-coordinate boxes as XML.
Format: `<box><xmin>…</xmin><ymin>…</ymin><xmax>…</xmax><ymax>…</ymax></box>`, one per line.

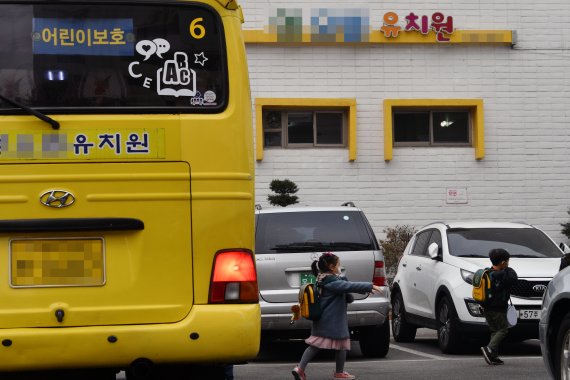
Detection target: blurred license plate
<box><xmin>518</xmin><ymin>309</ymin><xmax>541</xmax><ymax>320</ymax></box>
<box><xmin>300</xmin><ymin>273</ymin><xmax>316</xmax><ymax>286</ymax></box>
<box><xmin>10</xmin><ymin>238</ymin><xmax>105</xmax><ymax>287</ymax></box>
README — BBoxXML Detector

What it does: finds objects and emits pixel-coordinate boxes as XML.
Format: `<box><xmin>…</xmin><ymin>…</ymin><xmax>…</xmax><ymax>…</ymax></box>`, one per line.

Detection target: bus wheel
<box><xmin>126</xmin><ymin>359</ymin><xmax>155</xmax><ymax>380</ymax></box>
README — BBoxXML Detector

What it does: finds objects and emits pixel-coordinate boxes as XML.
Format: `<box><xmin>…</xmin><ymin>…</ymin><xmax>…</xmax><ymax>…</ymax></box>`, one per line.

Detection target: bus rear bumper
<box><xmin>0</xmin><ymin>304</ymin><xmax>260</xmax><ymax>372</ymax></box>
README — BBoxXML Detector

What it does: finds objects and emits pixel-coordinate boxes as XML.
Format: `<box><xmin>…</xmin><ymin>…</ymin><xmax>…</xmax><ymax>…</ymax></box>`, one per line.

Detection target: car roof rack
<box><xmin>341</xmin><ymin>202</ymin><xmax>356</xmax><ymax>207</ymax></box>
<box><xmin>420</xmin><ymin>221</ymin><xmax>447</xmax><ymax>229</ymax></box>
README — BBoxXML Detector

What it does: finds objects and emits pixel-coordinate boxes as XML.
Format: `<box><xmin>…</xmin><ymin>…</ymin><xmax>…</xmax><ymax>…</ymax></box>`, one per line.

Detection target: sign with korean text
<box><xmin>380</xmin><ymin>12</ymin><xmax>453</xmax><ymax>42</ymax></box>
<box><xmin>0</xmin><ymin>129</ymin><xmax>165</xmax><ymax>160</ymax></box>
<box><xmin>261</xmin><ymin>8</ymin><xmax>455</xmax><ymax>43</ymax></box>
<box><xmin>32</xmin><ymin>18</ymin><xmax>134</xmax><ymax>56</ymax></box>
<box><xmin>446</xmin><ymin>188</ymin><xmax>468</xmax><ymax>204</ymax></box>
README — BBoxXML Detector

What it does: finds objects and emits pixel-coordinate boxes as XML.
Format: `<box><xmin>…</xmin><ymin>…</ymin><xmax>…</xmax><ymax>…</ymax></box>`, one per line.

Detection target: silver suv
<box><xmin>255</xmin><ymin>203</ymin><xmax>391</xmax><ymax>357</ymax></box>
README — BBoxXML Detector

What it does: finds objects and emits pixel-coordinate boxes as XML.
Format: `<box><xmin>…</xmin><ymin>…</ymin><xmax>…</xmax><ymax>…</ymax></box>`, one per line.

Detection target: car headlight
<box><xmin>461</xmin><ymin>269</ymin><xmax>474</xmax><ymax>285</ymax></box>
<box><xmin>465</xmin><ymin>299</ymin><xmax>484</xmax><ymax>317</ymax></box>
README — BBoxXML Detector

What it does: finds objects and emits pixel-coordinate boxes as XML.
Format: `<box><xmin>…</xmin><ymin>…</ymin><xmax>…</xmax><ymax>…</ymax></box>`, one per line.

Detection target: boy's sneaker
<box><xmin>333</xmin><ymin>371</ymin><xmax>356</xmax><ymax>379</ymax></box>
<box><xmin>491</xmin><ymin>357</ymin><xmax>504</xmax><ymax>365</ymax></box>
<box><xmin>292</xmin><ymin>366</ymin><xmax>306</xmax><ymax>380</ymax></box>
<box><xmin>480</xmin><ymin>346</ymin><xmax>494</xmax><ymax>365</ymax></box>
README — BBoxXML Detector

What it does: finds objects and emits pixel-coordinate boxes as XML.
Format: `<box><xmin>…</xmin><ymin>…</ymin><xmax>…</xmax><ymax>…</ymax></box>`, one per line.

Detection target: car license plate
<box><xmin>518</xmin><ymin>309</ymin><xmax>541</xmax><ymax>320</ymax></box>
<box><xmin>10</xmin><ymin>238</ymin><xmax>105</xmax><ymax>287</ymax></box>
<box><xmin>300</xmin><ymin>273</ymin><xmax>316</xmax><ymax>286</ymax></box>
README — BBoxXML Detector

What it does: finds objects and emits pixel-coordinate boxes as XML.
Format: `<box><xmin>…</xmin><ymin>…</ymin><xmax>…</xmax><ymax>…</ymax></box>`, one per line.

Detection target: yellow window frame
<box><xmin>255</xmin><ymin>98</ymin><xmax>357</xmax><ymax>161</ymax></box>
<box><xmin>383</xmin><ymin>99</ymin><xmax>484</xmax><ymax>161</ymax></box>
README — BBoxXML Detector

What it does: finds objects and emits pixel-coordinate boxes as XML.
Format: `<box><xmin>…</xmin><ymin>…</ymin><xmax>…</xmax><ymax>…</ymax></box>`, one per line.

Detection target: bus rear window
<box><xmin>0</xmin><ymin>3</ymin><xmax>227</xmax><ymax>112</ymax></box>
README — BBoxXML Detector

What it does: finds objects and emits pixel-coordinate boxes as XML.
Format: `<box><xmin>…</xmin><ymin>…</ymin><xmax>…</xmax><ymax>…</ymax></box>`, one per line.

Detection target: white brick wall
<box><xmin>240</xmin><ymin>0</ymin><xmax>570</xmax><ymax>242</ymax></box>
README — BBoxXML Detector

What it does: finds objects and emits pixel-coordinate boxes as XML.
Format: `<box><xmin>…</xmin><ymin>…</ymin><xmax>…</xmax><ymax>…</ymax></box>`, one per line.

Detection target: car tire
<box><xmin>391</xmin><ymin>291</ymin><xmax>417</xmax><ymax>343</ymax></box>
<box><xmin>358</xmin><ymin>320</ymin><xmax>390</xmax><ymax>358</ymax></box>
<box><xmin>554</xmin><ymin>312</ymin><xmax>570</xmax><ymax>380</ymax></box>
<box><xmin>437</xmin><ymin>296</ymin><xmax>462</xmax><ymax>354</ymax></box>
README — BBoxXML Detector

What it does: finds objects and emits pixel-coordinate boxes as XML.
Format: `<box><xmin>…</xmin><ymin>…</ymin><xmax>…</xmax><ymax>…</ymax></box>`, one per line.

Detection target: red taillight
<box><xmin>209</xmin><ymin>250</ymin><xmax>258</xmax><ymax>304</ymax></box>
<box><xmin>373</xmin><ymin>260</ymin><xmax>386</xmax><ymax>286</ymax></box>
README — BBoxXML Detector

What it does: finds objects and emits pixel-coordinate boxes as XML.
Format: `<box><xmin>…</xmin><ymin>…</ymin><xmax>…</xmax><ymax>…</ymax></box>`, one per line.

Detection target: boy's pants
<box><xmin>483</xmin><ymin>310</ymin><xmax>509</xmax><ymax>356</ymax></box>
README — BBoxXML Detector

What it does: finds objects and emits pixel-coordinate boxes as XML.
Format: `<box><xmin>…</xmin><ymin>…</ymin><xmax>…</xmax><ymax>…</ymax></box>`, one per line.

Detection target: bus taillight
<box><xmin>209</xmin><ymin>250</ymin><xmax>258</xmax><ymax>303</ymax></box>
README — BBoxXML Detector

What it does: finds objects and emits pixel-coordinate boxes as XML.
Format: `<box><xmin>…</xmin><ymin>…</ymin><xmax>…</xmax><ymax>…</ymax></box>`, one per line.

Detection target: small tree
<box><xmin>379</xmin><ymin>225</ymin><xmax>416</xmax><ymax>284</ymax></box>
<box><xmin>267</xmin><ymin>179</ymin><xmax>299</xmax><ymax>207</ymax></box>
<box><xmin>562</xmin><ymin>208</ymin><xmax>570</xmax><ymax>239</ymax></box>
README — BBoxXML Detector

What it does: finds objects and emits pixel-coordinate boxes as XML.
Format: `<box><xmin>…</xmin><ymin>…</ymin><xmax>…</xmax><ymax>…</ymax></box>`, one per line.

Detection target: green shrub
<box><xmin>379</xmin><ymin>225</ymin><xmax>416</xmax><ymax>284</ymax></box>
<box><xmin>267</xmin><ymin>179</ymin><xmax>299</xmax><ymax>207</ymax></box>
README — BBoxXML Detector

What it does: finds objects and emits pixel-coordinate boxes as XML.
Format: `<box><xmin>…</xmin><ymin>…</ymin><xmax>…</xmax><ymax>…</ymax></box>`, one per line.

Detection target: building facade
<box><xmin>240</xmin><ymin>0</ymin><xmax>570</xmax><ymax>242</ymax></box>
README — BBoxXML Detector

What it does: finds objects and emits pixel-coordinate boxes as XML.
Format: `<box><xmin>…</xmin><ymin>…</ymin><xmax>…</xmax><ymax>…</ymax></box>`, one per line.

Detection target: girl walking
<box><xmin>292</xmin><ymin>252</ymin><xmax>381</xmax><ymax>380</ymax></box>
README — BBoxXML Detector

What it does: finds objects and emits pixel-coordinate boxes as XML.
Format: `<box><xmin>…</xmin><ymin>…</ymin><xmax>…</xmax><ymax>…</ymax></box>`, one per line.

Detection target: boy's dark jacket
<box><xmin>484</xmin><ymin>267</ymin><xmax>518</xmax><ymax>312</ymax></box>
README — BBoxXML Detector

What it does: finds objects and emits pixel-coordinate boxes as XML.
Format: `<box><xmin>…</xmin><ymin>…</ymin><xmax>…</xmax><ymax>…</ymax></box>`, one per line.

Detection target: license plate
<box><xmin>10</xmin><ymin>238</ymin><xmax>105</xmax><ymax>287</ymax></box>
<box><xmin>300</xmin><ymin>273</ymin><xmax>316</xmax><ymax>286</ymax></box>
<box><xmin>518</xmin><ymin>309</ymin><xmax>541</xmax><ymax>320</ymax></box>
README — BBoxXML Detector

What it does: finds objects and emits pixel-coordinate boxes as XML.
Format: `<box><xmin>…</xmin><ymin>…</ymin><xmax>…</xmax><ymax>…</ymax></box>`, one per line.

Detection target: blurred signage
<box><xmin>446</xmin><ymin>188</ymin><xmax>468</xmax><ymax>204</ymax></box>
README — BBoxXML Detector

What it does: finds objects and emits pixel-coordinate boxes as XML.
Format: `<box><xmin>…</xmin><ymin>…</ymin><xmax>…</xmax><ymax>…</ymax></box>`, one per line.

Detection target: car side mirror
<box><xmin>428</xmin><ymin>242</ymin><xmax>440</xmax><ymax>259</ymax></box>
<box><xmin>560</xmin><ymin>242</ymin><xmax>570</xmax><ymax>254</ymax></box>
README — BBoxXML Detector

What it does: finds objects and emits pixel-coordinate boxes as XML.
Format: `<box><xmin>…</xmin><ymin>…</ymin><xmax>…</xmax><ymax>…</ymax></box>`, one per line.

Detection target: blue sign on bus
<box><xmin>32</xmin><ymin>18</ymin><xmax>134</xmax><ymax>56</ymax></box>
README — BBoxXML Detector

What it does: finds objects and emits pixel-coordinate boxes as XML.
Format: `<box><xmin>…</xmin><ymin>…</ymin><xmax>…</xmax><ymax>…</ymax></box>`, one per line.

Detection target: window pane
<box><xmin>264</xmin><ymin>131</ymin><xmax>282</xmax><ymax>147</ymax></box>
<box><xmin>0</xmin><ymin>3</ymin><xmax>227</xmax><ymax>112</ymax></box>
<box><xmin>411</xmin><ymin>231</ymin><xmax>432</xmax><ymax>257</ymax></box>
<box><xmin>287</xmin><ymin>112</ymin><xmax>313</xmax><ymax>144</ymax></box>
<box><xmin>447</xmin><ymin>228</ymin><xmax>562</xmax><ymax>258</ymax></box>
<box><xmin>263</xmin><ymin>111</ymin><xmax>282</xmax><ymax>130</ymax></box>
<box><xmin>433</xmin><ymin>111</ymin><xmax>469</xmax><ymax>143</ymax></box>
<box><xmin>394</xmin><ymin>112</ymin><xmax>430</xmax><ymax>142</ymax></box>
<box><xmin>255</xmin><ymin>211</ymin><xmax>374</xmax><ymax>254</ymax></box>
<box><xmin>316</xmin><ymin>113</ymin><xmax>343</xmax><ymax>144</ymax></box>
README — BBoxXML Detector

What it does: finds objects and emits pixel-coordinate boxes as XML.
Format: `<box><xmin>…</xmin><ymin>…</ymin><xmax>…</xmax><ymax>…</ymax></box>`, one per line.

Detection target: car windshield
<box><xmin>447</xmin><ymin>228</ymin><xmax>562</xmax><ymax>258</ymax></box>
<box><xmin>255</xmin><ymin>211</ymin><xmax>375</xmax><ymax>254</ymax></box>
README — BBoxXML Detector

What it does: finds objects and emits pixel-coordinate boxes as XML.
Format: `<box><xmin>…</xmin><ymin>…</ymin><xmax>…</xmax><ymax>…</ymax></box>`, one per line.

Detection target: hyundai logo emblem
<box><xmin>533</xmin><ymin>284</ymin><xmax>547</xmax><ymax>293</ymax></box>
<box><xmin>40</xmin><ymin>190</ymin><xmax>75</xmax><ymax>208</ymax></box>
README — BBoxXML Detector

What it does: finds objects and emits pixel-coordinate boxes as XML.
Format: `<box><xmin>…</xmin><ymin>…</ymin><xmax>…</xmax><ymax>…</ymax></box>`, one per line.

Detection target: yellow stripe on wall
<box><xmin>244</xmin><ymin>30</ymin><xmax>513</xmax><ymax>46</ymax></box>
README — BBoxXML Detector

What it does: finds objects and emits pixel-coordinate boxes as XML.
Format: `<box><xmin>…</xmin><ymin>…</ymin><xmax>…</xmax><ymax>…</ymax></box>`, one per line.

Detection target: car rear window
<box><xmin>255</xmin><ymin>211</ymin><xmax>376</xmax><ymax>254</ymax></box>
<box><xmin>0</xmin><ymin>3</ymin><xmax>227</xmax><ymax>112</ymax></box>
<box><xmin>447</xmin><ymin>228</ymin><xmax>562</xmax><ymax>258</ymax></box>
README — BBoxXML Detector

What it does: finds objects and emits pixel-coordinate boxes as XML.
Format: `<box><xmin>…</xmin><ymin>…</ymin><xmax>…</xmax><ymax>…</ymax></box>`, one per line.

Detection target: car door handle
<box><xmin>416</xmin><ymin>266</ymin><xmax>422</xmax><ymax>271</ymax></box>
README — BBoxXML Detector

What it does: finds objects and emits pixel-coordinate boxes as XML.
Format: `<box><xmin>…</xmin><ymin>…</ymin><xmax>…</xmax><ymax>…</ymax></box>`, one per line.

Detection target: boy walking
<box><xmin>480</xmin><ymin>248</ymin><xmax>518</xmax><ymax>365</ymax></box>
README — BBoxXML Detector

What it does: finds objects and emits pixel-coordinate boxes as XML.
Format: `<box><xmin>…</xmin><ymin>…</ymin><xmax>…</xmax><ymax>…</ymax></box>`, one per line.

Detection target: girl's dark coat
<box><xmin>311</xmin><ymin>276</ymin><xmax>373</xmax><ymax>339</ymax></box>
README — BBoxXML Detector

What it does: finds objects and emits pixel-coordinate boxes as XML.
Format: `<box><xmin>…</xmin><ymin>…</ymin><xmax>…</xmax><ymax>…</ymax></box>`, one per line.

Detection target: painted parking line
<box><xmin>389</xmin><ymin>344</ymin><xmax>447</xmax><ymax>360</ymax></box>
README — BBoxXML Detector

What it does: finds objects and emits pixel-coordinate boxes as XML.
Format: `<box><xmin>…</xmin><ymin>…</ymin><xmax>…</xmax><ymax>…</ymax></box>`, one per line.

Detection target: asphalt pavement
<box><xmin>233</xmin><ymin>329</ymin><xmax>548</xmax><ymax>380</ymax></box>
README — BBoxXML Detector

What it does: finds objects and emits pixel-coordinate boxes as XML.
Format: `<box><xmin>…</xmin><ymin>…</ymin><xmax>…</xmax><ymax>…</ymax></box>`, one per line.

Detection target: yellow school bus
<box><xmin>0</xmin><ymin>1</ymin><xmax>258</xmax><ymax>378</ymax></box>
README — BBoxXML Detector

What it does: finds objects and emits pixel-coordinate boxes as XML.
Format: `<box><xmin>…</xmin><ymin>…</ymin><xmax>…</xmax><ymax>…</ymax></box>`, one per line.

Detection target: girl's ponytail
<box><xmin>311</xmin><ymin>260</ymin><xmax>319</xmax><ymax>276</ymax></box>
<box><xmin>313</xmin><ymin>252</ymin><xmax>339</xmax><ymax>275</ymax></box>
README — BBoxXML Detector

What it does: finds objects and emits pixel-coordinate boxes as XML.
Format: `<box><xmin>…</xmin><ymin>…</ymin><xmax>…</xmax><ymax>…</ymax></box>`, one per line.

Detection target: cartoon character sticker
<box><xmin>129</xmin><ymin>38</ymin><xmax>210</xmax><ymax>99</ymax></box>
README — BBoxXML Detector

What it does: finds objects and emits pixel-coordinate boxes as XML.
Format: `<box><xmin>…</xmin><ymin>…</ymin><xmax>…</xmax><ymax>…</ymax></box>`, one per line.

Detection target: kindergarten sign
<box><xmin>245</xmin><ymin>8</ymin><xmax>513</xmax><ymax>46</ymax></box>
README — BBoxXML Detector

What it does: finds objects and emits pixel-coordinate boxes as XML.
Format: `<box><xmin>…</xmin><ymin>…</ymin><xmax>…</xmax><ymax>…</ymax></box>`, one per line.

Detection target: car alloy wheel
<box><xmin>561</xmin><ymin>328</ymin><xmax>570</xmax><ymax>380</ymax></box>
<box><xmin>438</xmin><ymin>301</ymin><xmax>452</xmax><ymax>347</ymax></box>
<box><xmin>392</xmin><ymin>297</ymin><xmax>404</xmax><ymax>337</ymax></box>
<box><xmin>391</xmin><ymin>292</ymin><xmax>416</xmax><ymax>342</ymax></box>
<box><xmin>437</xmin><ymin>297</ymin><xmax>460</xmax><ymax>353</ymax></box>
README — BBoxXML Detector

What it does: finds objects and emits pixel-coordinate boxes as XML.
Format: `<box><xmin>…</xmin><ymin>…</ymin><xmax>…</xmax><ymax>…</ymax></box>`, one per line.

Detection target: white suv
<box><xmin>391</xmin><ymin>221</ymin><xmax>564</xmax><ymax>354</ymax></box>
